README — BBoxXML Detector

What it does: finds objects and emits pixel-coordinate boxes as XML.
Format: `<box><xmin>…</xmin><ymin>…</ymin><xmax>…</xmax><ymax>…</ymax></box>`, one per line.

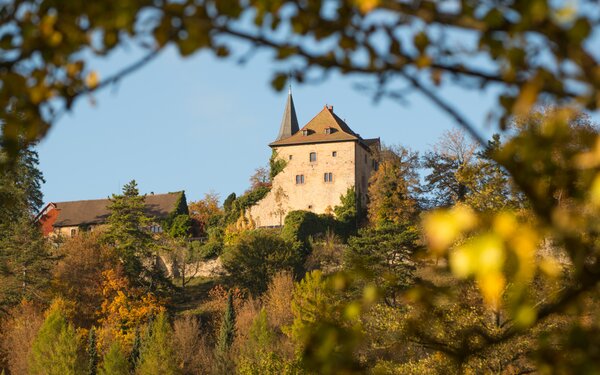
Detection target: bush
<box><xmin>168</xmin><ymin>214</ymin><xmax>192</xmax><ymax>238</ymax></box>
<box><xmin>222</xmin><ymin>231</ymin><xmax>303</xmax><ymax>296</ymax></box>
<box><xmin>199</xmin><ymin>240</ymin><xmax>223</xmax><ymax>260</ymax></box>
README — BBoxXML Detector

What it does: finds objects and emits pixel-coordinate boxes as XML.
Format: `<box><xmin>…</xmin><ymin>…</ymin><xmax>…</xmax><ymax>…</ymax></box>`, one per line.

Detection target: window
<box><xmin>302</xmin><ymin>129</ymin><xmax>309</xmax><ymax>136</ymax></box>
<box><xmin>289</xmin><ymin>155</ymin><xmax>293</xmax><ymax>160</ymax></box>
<box><xmin>309</xmin><ymin>152</ymin><xmax>317</xmax><ymax>162</ymax></box>
<box><xmin>324</xmin><ymin>172</ymin><xmax>333</xmax><ymax>183</ymax></box>
<box><xmin>151</xmin><ymin>224</ymin><xmax>162</xmax><ymax>233</ymax></box>
<box><xmin>295</xmin><ymin>175</ymin><xmax>305</xmax><ymax>184</ymax></box>
<box><xmin>325</xmin><ymin>128</ymin><xmax>331</xmax><ymax>134</ymax></box>
<box><xmin>364</xmin><ymin>154</ymin><xmax>368</xmax><ymax>164</ymax></box>
<box><xmin>70</xmin><ymin>228</ymin><xmax>77</xmax><ymax>237</ymax></box>
<box><xmin>332</xmin><ymin>151</ymin><xmax>337</xmax><ymax>157</ymax></box>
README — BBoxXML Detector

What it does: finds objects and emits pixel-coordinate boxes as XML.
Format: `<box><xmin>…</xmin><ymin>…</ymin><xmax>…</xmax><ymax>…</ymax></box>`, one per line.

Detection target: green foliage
<box><xmin>136</xmin><ymin>312</ymin><xmax>179</xmax><ymax>375</ymax></box>
<box><xmin>0</xmin><ymin>217</ymin><xmax>53</xmax><ymax>309</ymax></box>
<box><xmin>223</xmin><ymin>193</ymin><xmax>236</xmax><ymax>213</ymax></box>
<box><xmin>281</xmin><ymin>210</ymin><xmax>323</xmax><ymax>244</ymax></box>
<box><xmin>103</xmin><ymin>180</ymin><xmax>170</xmax><ymax>293</ymax></box>
<box><xmin>198</xmin><ymin>240</ymin><xmax>223</xmax><ymax>260</ymax></box>
<box><xmin>168</xmin><ymin>214</ymin><xmax>192</xmax><ymax>238</ymax></box>
<box><xmin>163</xmin><ymin>192</ymin><xmax>190</xmax><ymax>230</ymax></box>
<box><xmin>345</xmin><ymin>224</ymin><xmax>419</xmax><ymax>305</ymax></box>
<box><xmin>87</xmin><ymin>328</ymin><xmax>98</xmax><ymax>375</ymax></box>
<box><xmin>238</xmin><ymin>309</ymin><xmax>296</xmax><ymax>375</ymax></box>
<box><xmin>129</xmin><ymin>329</ymin><xmax>141</xmax><ymax>371</ymax></box>
<box><xmin>269</xmin><ymin>149</ymin><xmax>287</xmax><ymax>180</ymax></box>
<box><xmin>29</xmin><ymin>301</ymin><xmax>83</xmax><ymax>375</ymax></box>
<box><xmin>223</xmin><ymin>231</ymin><xmax>303</xmax><ymax>295</ymax></box>
<box><xmin>216</xmin><ymin>293</ymin><xmax>236</xmax><ymax>355</ymax></box>
<box><xmin>333</xmin><ymin>187</ymin><xmax>360</xmax><ymax>236</ymax></box>
<box><xmin>99</xmin><ymin>341</ymin><xmax>129</xmax><ymax>375</ymax></box>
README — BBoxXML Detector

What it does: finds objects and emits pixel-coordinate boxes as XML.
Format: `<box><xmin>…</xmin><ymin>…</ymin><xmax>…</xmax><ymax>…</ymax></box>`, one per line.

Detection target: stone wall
<box><xmin>249</xmin><ymin>140</ymin><xmax>376</xmax><ymax>227</ymax></box>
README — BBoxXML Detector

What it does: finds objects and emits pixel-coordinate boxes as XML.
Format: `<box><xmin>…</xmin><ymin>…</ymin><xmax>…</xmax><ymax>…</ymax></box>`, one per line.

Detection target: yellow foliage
<box><xmin>98</xmin><ymin>269</ymin><xmax>165</xmax><ymax>348</ymax></box>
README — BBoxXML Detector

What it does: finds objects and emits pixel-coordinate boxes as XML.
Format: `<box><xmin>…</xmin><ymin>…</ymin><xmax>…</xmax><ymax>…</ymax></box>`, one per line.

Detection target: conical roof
<box><xmin>275</xmin><ymin>90</ymin><xmax>299</xmax><ymax>141</ymax></box>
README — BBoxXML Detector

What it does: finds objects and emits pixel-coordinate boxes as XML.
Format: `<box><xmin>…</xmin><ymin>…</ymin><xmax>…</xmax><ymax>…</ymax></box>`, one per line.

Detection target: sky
<box><xmin>36</xmin><ymin>45</ymin><xmax>525</xmax><ymax>204</ymax></box>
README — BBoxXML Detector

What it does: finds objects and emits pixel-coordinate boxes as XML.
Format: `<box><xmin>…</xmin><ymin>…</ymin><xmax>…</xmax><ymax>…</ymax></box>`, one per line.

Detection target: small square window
<box><xmin>309</xmin><ymin>152</ymin><xmax>317</xmax><ymax>162</ymax></box>
<box><xmin>324</xmin><ymin>172</ymin><xmax>333</xmax><ymax>183</ymax></box>
<box><xmin>295</xmin><ymin>175</ymin><xmax>305</xmax><ymax>184</ymax></box>
<box><xmin>289</xmin><ymin>155</ymin><xmax>293</xmax><ymax>160</ymax></box>
<box><xmin>332</xmin><ymin>151</ymin><xmax>337</xmax><ymax>157</ymax></box>
<box><xmin>70</xmin><ymin>228</ymin><xmax>77</xmax><ymax>237</ymax></box>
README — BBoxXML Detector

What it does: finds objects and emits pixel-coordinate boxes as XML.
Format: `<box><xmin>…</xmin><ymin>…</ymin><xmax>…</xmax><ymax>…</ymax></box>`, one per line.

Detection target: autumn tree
<box><xmin>422</xmin><ymin>129</ymin><xmax>478</xmax><ymax>208</ymax></box>
<box><xmin>367</xmin><ymin>145</ymin><xmax>420</xmax><ymax>227</ymax></box>
<box><xmin>188</xmin><ymin>192</ymin><xmax>223</xmax><ymax>237</ymax></box>
<box><xmin>52</xmin><ymin>231</ymin><xmax>117</xmax><ymax>327</ymax></box>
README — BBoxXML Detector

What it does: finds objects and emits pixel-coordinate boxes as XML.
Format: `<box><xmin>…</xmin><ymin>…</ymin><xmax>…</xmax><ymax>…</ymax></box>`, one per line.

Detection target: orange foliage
<box><xmin>98</xmin><ymin>269</ymin><xmax>165</xmax><ymax>348</ymax></box>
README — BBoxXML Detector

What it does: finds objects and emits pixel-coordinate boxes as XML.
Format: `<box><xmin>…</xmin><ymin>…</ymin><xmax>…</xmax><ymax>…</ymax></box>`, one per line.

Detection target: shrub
<box><xmin>222</xmin><ymin>231</ymin><xmax>303</xmax><ymax>296</ymax></box>
<box><xmin>136</xmin><ymin>312</ymin><xmax>178</xmax><ymax>375</ymax></box>
<box><xmin>99</xmin><ymin>341</ymin><xmax>128</xmax><ymax>375</ymax></box>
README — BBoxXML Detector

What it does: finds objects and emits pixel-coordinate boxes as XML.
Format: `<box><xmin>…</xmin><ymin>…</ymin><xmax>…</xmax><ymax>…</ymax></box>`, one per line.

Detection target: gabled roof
<box><xmin>44</xmin><ymin>192</ymin><xmax>184</xmax><ymax>227</ymax></box>
<box><xmin>274</xmin><ymin>90</ymin><xmax>299</xmax><ymax>141</ymax></box>
<box><xmin>270</xmin><ymin>105</ymin><xmax>364</xmax><ymax>147</ymax></box>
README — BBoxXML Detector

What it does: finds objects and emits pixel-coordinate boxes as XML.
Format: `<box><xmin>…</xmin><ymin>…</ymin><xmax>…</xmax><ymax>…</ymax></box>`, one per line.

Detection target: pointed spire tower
<box><xmin>275</xmin><ymin>86</ymin><xmax>299</xmax><ymax>141</ymax></box>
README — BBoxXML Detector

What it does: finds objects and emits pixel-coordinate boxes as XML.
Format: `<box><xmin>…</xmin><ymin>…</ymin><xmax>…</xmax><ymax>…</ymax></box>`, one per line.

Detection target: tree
<box><xmin>52</xmin><ymin>231</ymin><xmax>117</xmax><ymax>327</ymax></box>
<box><xmin>249</xmin><ymin>167</ymin><xmax>271</xmax><ymax>191</ymax></box>
<box><xmin>28</xmin><ymin>299</ymin><xmax>83</xmax><ymax>375</ymax></box>
<box><xmin>87</xmin><ymin>327</ymin><xmax>98</xmax><ymax>375</ymax></box>
<box><xmin>216</xmin><ymin>292</ymin><xmax>236</xmax><ymax>356</ymax></box>
<box><xmin>367</xmin><ymin>145</ymin><xmax>420</xmax><ymax>227</ymax></box>
<box><xmin>0</xmin><ymin>217</ymin><xmax>53</xmax><ymax>311</ymax></box>
<box><xmin>0</xmin><ymin>140</ymin><xmax>50</xmax><ymax>311</ymax></box>
<box><xmin>103</xmin><ymin>180</ymin><xmax>169</xmax><ymax>293</ymax></box>
<box><xmin>238</xmin><ymin>309</ymin><xmax>289</xmax><ymax>375</ymax></box>
<box><xmin>222</xmin><ymin>231</ymin><xmax>303</xmax><ymax>295</ymax></box>
<box><xmin>345</xmin><ymin>224</ymin><xmax>419</xmax><ymax>306</ymax></box>
<box><xmin>188</xmin><ymin>192</ymin><xmax>223</xmax><ymax>237</ymax></box>
<box><xmin>333</xmin><ymin>186</ymin><xmax>360</xmax><ymax>235</ymax></box>
<box><xmin>99</xmin><ymin>341</ymin><xmax>129</xmax><ymax>375</ymax></box>
<box><xmin>136</xmin><ymin>312</ymin><xmax>179</xmax><ymax>375</ymax></box>
<box><xmin>129</xmin><ymin>329</ymin><xmax>142</xmax><ymax>371</ymax></box>
<box><xmin>423</xmin><ymin>129</ymin><xmax>478</xmax><ymax>208</ymax></box>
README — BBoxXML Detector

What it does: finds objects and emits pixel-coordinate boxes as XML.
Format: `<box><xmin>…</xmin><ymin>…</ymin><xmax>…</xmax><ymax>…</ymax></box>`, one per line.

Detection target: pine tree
<box><xmin>216</xmin><ymin>292</ymin><xmax>236</xmax><ymax>355</ymax></box>
<box><xmin>102</xmin><ymin>180</ymin><xmax>170</xmax><ymax>293</ymax></box>
<box><xmin>129</xmin><ymin>328</ymin><xmax>142</xmax><ymax>370</ymax></box>
<box><xmin>0</xmin><ymin>140</ymin><xmax>51</xmax><ymax>310</ymax></box>
<box><xmin>88</xmin><ymin>327</ymin><xmax>98</xmax><ymax>375</ymax></box>
<box><xmin>99</xmin><ymin>341</ymin><xmax>129</xmax><ymax>375</ymax></box>
<box><xmin>28</xmin><ymin>300</ymin><xmax>83</xmax><ymax>375</ymax></box>
<box><xmin>136</xmin><ymin>313</ymin><xmax>179</xmax><ymax>375</ymax></box>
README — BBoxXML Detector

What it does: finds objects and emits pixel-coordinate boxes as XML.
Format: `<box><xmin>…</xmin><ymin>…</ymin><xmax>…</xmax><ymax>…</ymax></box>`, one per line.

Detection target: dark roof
<box><xmin>269</xmin><ymin>105</ymin><xmax>374</xmax><ymax>150</ymax></box>
<box><xmin>275</xmin><ymin>91</ymin><xmax>300</xmax><ymax>141</ymax></box>
<box><xmin>51</xmin><ymin>192</ymin><xmax>183</xmax><ymax>227</ymax></box>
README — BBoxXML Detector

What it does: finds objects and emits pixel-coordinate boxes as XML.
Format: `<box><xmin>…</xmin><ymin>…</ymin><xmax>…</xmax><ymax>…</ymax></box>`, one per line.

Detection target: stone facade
<box><xmin>248</xmin><ymin>100</ymin><xmax>379</xmax><ymax>227</ymax></box>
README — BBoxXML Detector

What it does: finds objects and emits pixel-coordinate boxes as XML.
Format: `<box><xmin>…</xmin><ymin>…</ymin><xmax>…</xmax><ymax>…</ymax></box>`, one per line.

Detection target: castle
<box><xmin>248</xmin><ymin>90</ymin><xmax>380</xmax><ymax>227</ymax></box>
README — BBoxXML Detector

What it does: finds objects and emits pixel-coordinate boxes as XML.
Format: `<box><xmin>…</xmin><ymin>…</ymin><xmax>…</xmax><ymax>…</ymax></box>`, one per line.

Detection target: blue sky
<box><xmin>36</xmin><ymin>46</ymin><xmax>518</xmax><ymax>204</ymax></box>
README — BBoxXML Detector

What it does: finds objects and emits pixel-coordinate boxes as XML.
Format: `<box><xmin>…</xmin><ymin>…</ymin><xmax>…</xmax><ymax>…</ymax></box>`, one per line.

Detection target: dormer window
<box><xmin>302</xmin><ymin>129</ymin><xmax>309</xmax><ymax>136</ymax></box>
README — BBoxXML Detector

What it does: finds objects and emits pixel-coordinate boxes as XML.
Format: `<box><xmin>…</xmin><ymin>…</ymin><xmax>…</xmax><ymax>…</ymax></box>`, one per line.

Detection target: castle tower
<box><xmin>248</xmin><ymin>97</ymin><xmax>380</xmax><ymax>227</ymax></box>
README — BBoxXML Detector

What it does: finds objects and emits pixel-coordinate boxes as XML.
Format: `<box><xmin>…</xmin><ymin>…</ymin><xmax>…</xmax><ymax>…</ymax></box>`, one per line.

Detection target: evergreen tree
<box><xmin>216</xmin><ymin>292</ymin><xmax>236</xmax><ymax>355</ymax></box>
<box><xmin>136</xmin><ymin>313</ymin><xmax>179</xmax><ymax>375</ymax></box>
<box><xmin>28</xmin><ymin>300</ymin><xmax>83</xmax><ymax>375</ymax></box>
<box><xmin>345</xmin><ymin>224</ymin><xmax>420</xmax><ymax>306</ymax></box>
<box><xmin>129</xmin><ymin>328</ymin><xmax>142</xmax><ymax>370</ymax></box>
<box><xmin>103</xmin><ymin>180</ymin><xmax>170</xmax><ymax>293</ymax></box>
<box><xmin>88</xmin><ymin>327</ymin><xmax>98</xmax><ymax>375</ymax></box>
<box><xmin>99</xmin><ymin>341</ymin><xmax>129</xmax><ymax>375</ymax></box>
<box><xmin>0</xmin><ymin>140</ymin><xmax>51</xmax><ymax>310</ymax></box>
